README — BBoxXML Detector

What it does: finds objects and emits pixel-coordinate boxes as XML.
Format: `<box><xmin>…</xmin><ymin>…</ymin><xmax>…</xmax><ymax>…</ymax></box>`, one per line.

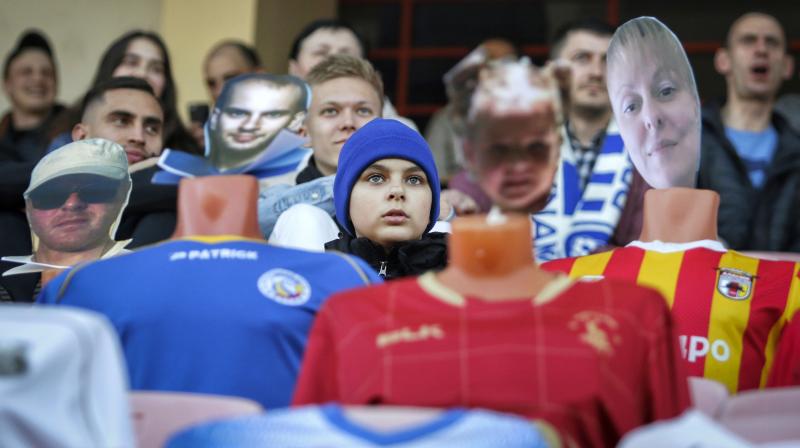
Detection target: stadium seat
<box><xmin>687</xmin><ymin>377</ymin><xmax>729</xmax><ymax>417</ymax></box>
<box><xmin>130</xmin><ymin>391</ymin><xmax>263</xmax><ymax>448</ymax></box>
<box><xmin>718</xmin><ymin>387</ymin><xmax>800</xmax><ymax>443</ymax></box>
<box><xmin>742</xmin><ymin>251</ymin><xmax>800</xmax><ymax>263</ymax></box>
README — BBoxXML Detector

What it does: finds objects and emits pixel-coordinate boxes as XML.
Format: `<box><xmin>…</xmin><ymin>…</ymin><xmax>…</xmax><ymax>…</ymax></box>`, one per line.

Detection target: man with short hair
<box><xmin>1</xmin><ymin>30</ymin><xmax>62</xmax><ymax>159</ymax></box>
<box><xmin>531</xmin><ymin>18</ymin><xmax>644</xmax><ymax>262</ymax></box>
<box><xmin>69</xmin><ymin>76</ymin><xmax>177</xmax><ymax>250</ymax></box>
<box><xmin>0</xmin><ymin>31</ymin><xmax>64</xmax><ymax>291</ymax></box>
<box><xmin>207</xmin><ymin>74</ymin><xmax>307</xmax><ymax>172</ymax></box>
<box><xmin>294</xmin><ymin>54</ymin><xmax>383</xmax><ymax>183</ymax></box>
<box><xmin>699</xmin><ymin>12</ymin><xmax>800</xmax><ymax>251</ymax></box>
<box><xmin>204</xmin><ymin>41</ymin><xmax>261</xmax><ymax>102</ymax></box>
<box><xmin>288</xmin><ymin>19</ymin><xmax>417</xmax><ymax>131</ymax></box>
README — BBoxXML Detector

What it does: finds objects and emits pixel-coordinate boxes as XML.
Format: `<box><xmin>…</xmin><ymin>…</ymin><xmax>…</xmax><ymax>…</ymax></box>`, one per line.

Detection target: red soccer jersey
<box><xmin>767</xmin><ymin>312</ymin><xmax>800</xmax><ymax>387</ymax></box>
<box><xmin>293</xmin><ymin>272</ymin><xmax>689</xmax><ymax>448</ymax></box>
<box><xmin>542</xmin><ymin>241</ymin><xmax>800</xmax><ymax>393</ymax></box>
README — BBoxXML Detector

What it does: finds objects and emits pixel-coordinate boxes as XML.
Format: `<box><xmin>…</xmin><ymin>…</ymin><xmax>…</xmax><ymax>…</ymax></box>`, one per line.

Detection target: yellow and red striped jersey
<box><xmin>542</xmin><ymin>240</ymin><xmax>800</xmax><ymax>393</ymax></box>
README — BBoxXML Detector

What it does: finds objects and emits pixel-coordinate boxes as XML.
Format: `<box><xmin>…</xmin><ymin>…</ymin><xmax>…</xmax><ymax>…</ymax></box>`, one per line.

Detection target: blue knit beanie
<box><xmin>334</xmin><ymin>118</ymin><xmax>441</xmax><ymax>237</ymax></box>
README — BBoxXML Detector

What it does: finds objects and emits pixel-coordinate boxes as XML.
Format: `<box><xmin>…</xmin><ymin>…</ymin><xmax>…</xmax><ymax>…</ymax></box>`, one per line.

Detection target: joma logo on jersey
<box><xmin>376</xmin><ymin>324</ymin><xmax>444</xmax><ymax>348</ymax></box>
<box><xmin>716</xmin><ymin>268</ymin><xmax>753</xmax><ymax>300</ymax></box>
<box><xmin>679</xmin><ymin>335</ymin><xmax>731</xmax><ymax>362</ymax></box>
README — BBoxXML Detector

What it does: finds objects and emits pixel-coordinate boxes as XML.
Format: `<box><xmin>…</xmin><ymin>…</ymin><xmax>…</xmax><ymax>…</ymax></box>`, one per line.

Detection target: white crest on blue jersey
<box><xmin>257</xmin><ymin>268</ymin><xmax>312</xmax><ymax>306</ymax></box>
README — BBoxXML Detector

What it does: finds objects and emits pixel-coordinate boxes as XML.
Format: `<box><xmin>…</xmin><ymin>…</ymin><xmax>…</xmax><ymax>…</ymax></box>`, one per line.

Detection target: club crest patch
<box><xmin>716</xmin><ymin>268</ymin><xmax>753</xmax><ymax>300</ymax></box>
<box><xmin>258</xmin><ymin>269</ymin><xmax>311</xmax><ymax>306</ymax></box>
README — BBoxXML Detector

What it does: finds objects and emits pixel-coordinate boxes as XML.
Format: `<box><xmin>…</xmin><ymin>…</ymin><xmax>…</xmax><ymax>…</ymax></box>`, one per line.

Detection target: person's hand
<box><xmin>439</xmin><ymin>189</ymin><xmax>479</xmax><ymax>221</ymax></box>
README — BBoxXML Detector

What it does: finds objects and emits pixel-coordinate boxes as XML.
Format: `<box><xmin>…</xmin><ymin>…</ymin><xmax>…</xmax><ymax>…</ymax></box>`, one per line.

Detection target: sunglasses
<box><xmin>29</xmin><ymin>180</ymin><xmax>121</xmax><ymax>210</ymax></box>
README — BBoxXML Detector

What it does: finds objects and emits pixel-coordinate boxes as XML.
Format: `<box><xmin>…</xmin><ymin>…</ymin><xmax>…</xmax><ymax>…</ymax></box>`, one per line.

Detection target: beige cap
<box><xmin>24</xmin><ymin>138</ymin><xmax>130</xmax><ymax>198</ymax></box>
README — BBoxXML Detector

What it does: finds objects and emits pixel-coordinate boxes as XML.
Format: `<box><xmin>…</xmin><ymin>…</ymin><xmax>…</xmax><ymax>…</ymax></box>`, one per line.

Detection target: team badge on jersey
<box><xmin>258</xmin><ymin>269</ymin><xmax>312</xmax><ymax>306</ymax></box>
<box><xmin>717</xmin><ymin>268</ymin><xmax>753</xmax><ymax>300</ymax></box>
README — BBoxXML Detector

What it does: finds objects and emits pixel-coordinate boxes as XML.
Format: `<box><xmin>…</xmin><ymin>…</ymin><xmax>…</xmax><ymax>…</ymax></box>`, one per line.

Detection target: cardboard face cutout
<box><xmin>606</xmin><ymin>17</ymin><xmax>701</xmax><ymax>189</ymax></box>
<box><xmin>7</xmin><ymin>139</ymin><xmax>132</xmax><ymax>271</ymax></box>
<box><xmin>207</xmin><ymin>73</ymin><xmax>310</xmax><ymax>172</ymax></box>
<box><xmin>463</xmin><ymin>58</ymin><xmax>565</xmax><ymax>214</ymax></box>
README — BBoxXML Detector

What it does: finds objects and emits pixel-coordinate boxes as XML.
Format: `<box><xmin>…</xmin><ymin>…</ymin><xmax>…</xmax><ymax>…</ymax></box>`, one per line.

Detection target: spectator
<box><xmin>699</xmin><ymin>12</ymin><xmax>799</xmax><ymax>251</ymax></box>
<box><xmin>325</xmin><ymin>118</ymin><xmax>447</xmax><ymax>279</ymax></box>
<box><xmin>204</xmin><ymin>40</ymin><xmax>262</xmax><ymax>102</ymax></box>
<box><xmin>0</xmin><ymin>30</ymin><xmax>64</xmax><ymax>299</ymax></box>
<box><xmin>72</xmin><ymin>77</ymin><xmax>178</xmax><ymax>249</ymax></box>
<box><xmin>288</xmin><ymin>19</ymin><xmax>418</xmax><ymax>131</ymax></box>
<box><xmin>48</xmin><ymin>30</ymin><xmax>199</xmax><ymax>156</ymax></box>
<box><xmin>1</xmin><ymin>30</ymin><xmax>63</xmax><ymax>161</ymax></box>
<box><xmin>533</xmin><ymin>19</ymin><xmax>649</xmax><ymax>261</ymax></box>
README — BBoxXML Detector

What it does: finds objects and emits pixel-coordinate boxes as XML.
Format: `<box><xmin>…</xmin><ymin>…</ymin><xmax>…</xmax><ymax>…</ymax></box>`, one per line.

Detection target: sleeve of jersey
<box><xmin>767</xmin><ymin>312</ymin><xmax>800</xmax><ymax>387</ymax></box>
<box><xmin>292</xmin><ymin>302</ymin><xmax>340</xmax><ymax>405</ymax></box>
<box><xmin>642</xmin><ymin>289</ymin><xmax>691</xmax><ymax>420</ymax></box>
<box><xmin>539</xmin><ymin>257</ymin><xmax>575</xmax><ymax>275</ymax></box>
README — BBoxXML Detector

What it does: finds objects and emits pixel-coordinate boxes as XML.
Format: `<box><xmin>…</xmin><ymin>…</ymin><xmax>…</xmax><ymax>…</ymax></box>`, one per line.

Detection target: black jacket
<box><xmin>325</xmin><ymin>232</ymin><xmax>448</xmax><ymax>280</ymax></box>
<box><xmin>698</xmin><ymin>103</ymin><xmax>800</xmax><ymax>252</ymax></box>
<box><xmin>116</xmin><ymin>165</ymin><xmax>178</xmax><ymax>248</ymax></box>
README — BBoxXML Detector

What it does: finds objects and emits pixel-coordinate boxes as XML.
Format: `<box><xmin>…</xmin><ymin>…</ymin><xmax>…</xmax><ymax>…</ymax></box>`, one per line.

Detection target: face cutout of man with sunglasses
<box><xmin>3</xmin><ymin>139</ymin><xmax>132</xmax><ymax>283</ymax></box>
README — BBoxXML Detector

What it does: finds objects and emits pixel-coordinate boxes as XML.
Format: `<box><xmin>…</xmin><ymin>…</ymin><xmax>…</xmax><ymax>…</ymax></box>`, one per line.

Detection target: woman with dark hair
<box><xmin>48</xmin><ymin>30</ymin><xmax>199</xmax><ymax>155</ymax></box>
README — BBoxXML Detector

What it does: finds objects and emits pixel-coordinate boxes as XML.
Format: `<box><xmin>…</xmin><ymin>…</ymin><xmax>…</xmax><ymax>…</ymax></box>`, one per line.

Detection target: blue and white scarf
<box><xmin>152</xmin><ymin>129</ymin><xmax>310</xmax><ymax>185</ymax></box>
<box><xmin>533</xmin><ymin>121</ymin><xmax>632</xmax><ymax>262</ymax></box>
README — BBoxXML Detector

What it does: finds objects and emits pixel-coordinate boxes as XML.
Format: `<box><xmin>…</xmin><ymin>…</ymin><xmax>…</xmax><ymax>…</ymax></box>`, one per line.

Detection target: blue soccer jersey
<box><xmin>166</xmin><ymin>404</ymin><xmax>550</xmax><ymax>448</ymax></box>
<box><xmin>38</xmin><ymin>236</ymin><xmax>380</xmax><ymax>408</ymax></box>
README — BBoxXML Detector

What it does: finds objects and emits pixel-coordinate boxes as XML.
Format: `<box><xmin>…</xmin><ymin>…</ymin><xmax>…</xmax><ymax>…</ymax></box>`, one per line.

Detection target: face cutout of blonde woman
<box><xmin>606</xmin><ymin>17</ymin><xmax>701</xmax><ymax>189</ymax></box>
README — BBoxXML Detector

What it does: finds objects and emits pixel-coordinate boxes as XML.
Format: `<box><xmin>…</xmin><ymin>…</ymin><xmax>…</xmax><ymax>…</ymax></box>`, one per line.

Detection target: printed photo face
<box><xmin>607</xmin><ymin>19</ymin><xmax>700</xmax><ymax>189</ymax></box>
<box><xmin>466</xmin><ymin>106</ymin><xmax>561</xmax><ymax>214</ymax></box>
<box><xmin>26</xmin><ymin>174</ymin><xmax>126</xmax><ymax>253</ymax></box>
<box><xmin>208</xmin><ymin>75</ymin><xmax>307</xmax><ymax>171</ymax></box>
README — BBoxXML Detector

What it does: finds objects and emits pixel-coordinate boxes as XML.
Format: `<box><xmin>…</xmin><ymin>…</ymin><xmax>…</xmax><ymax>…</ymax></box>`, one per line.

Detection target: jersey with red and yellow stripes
<box><xmin>542</xmin><ymin>240</ymin><xmax>800</xmax><ymax>393</ymax></box>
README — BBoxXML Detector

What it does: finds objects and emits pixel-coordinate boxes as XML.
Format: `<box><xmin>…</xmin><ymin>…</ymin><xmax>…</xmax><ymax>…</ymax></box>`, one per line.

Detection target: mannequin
<box><xmin>37</xmin><ymin>174</ymin><xmax>382</xmax><ymax>410</ymax></box>
<box><xmin>638</xmin><ymin>188</ymin><xmax>719</xmax><ymax>243</ymax></box>
<box><xmin>437</xmin><ymin>212</ymin><xmax>560</xmax><ymax>300</ymax></box>
<box><xmin>542</xmin><ymin>16</ymin><xmax>800</xmax><ymax>394</ymax></box>
<box><xmin>171</xmin><ymin>175</ymin><xmax>262</xmax><ymax>240</ymax></box>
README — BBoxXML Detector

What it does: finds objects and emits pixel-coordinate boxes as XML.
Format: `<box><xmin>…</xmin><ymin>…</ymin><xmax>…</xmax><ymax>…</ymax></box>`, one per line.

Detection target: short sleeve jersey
<box><xmin>293</xmin><ymin>272</ymin><xmax>689</xmax><ymax>447</ymax></box>
<box><xmin>542</xmin><ymin>240</ymin><xmax>800</xmax><ymax>393</ymax></box>
<box><xmin>166</xmin><ymin>405</ymin><xmax>549</xmax><ymax>448</ymax></box>
<box><xmin>38</xmin><ymin>236</ymin><xmax>381</xmax><ymax>408</ymax></box>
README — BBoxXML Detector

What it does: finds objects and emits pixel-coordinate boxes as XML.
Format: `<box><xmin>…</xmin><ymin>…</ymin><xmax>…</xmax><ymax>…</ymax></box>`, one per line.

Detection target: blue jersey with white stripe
<box><xmin>167</xmin><ymin>404</ymin><xmax>550</xmax><ymax>447</ymax></box>
<box><xmin>38</xmin><ymin>237</ymin><xmax>380</xmax><ymax>408</ymax></box>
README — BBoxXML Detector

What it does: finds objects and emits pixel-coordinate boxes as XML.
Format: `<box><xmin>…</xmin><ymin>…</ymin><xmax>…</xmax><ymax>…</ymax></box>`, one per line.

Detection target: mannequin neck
<box><xmin>172</xmin><ymin>175</ymin><xmax>264</xmax><ymax>240</ymax></box>
<box><xmin>638</xmin><ymin>188</ymin><xmax>719</xmax><ymax>243</ymax></box>
<box><xmin>436</xmin><ymin>213</ymin><xmax>556</xmax><ymax>300</ymax></box>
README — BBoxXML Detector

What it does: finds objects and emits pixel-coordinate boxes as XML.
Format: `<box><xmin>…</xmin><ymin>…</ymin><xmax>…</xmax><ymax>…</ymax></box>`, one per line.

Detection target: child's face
<box><xmin>349</xmin><ymin>158</ymin><xmax>432</xmax><ymax>249</ymax></box>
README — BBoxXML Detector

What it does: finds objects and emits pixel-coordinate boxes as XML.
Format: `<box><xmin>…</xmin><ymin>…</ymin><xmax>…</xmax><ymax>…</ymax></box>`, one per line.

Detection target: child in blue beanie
<box><xmin>325</xmin><ymin>118</ymin><xmax>447</xmax><ymax>279</ymax></box>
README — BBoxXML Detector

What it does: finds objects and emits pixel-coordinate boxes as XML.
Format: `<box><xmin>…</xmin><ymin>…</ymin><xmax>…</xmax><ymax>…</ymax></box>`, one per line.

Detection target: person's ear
<box><xmin>71</xmin><ymin>123</ymin><xmax>89</xmax><ymax>141</ymax></box>
<box><xmin>462</xmin><ymin>139</ymin><xmax>479</xmax><ymax>174</ymax></box>
<box><xmin>288</xmin><ymin>111</ymin><xmax>306</xmax><ymax>133</ymax></box>
<box><xmin>288</xmin><ymin>60</ymin><xmax>302</xmax><ymax>78</ymax></box>
<box><xmin>782</xmin><ymin>54</ymin><xmax>795</xmax><ymax>80</ymax></box>
<box><xmin>714</xmin><ymin>48</ymin><xmax>732</xmax><ymax>76</ymax></box>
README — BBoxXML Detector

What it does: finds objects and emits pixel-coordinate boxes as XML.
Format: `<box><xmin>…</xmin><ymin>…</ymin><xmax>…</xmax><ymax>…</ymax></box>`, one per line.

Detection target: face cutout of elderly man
<box><xmin>606</xmin><ymin>17</ymin><xmax>701</xmax><ymax>189</ymax></box>
<box><xmin>21</xmin><ymin>138</ymin><xmax>132</xmax><ymax>274</ymax></box>
<box><xmin>206</xmin><ymin>73</ymin><xmax>309</xmax><ymax>171</ymax></box>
